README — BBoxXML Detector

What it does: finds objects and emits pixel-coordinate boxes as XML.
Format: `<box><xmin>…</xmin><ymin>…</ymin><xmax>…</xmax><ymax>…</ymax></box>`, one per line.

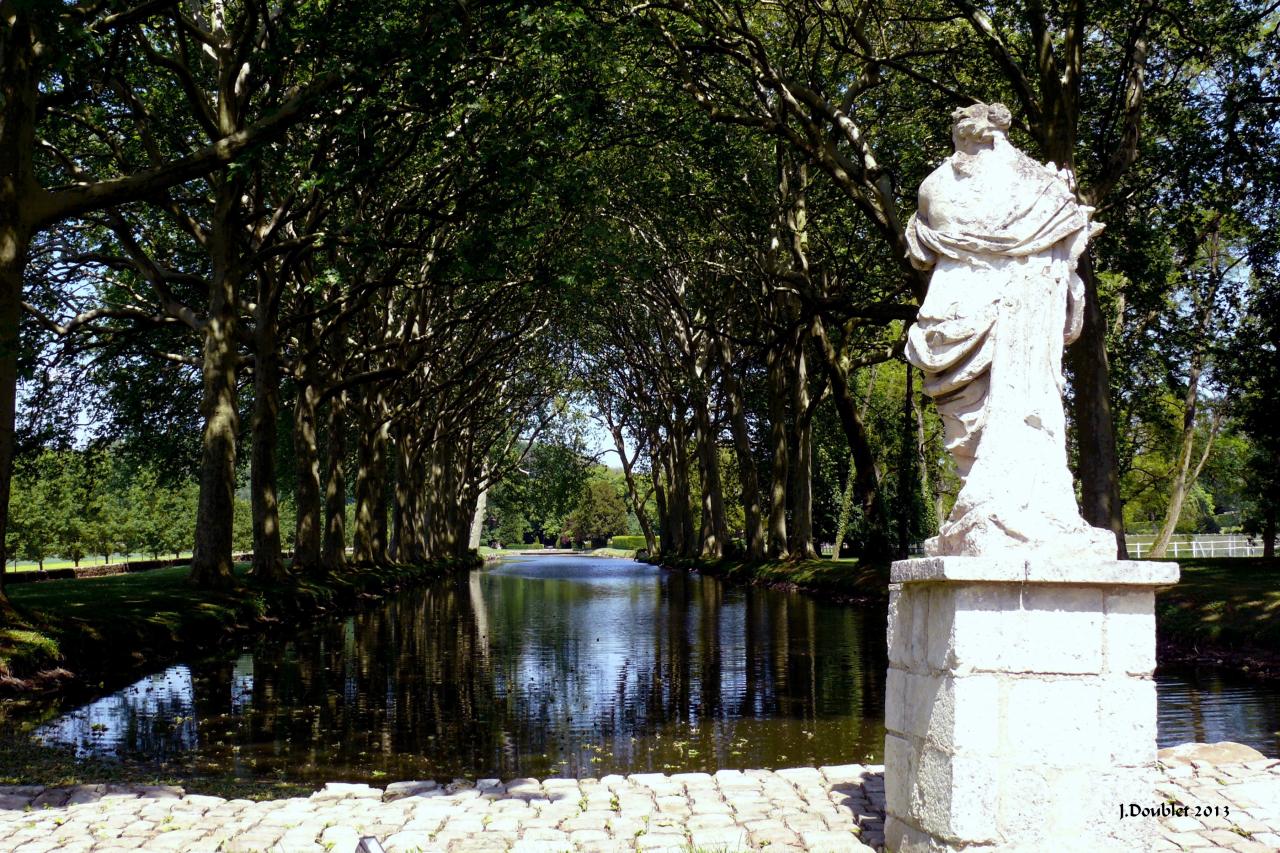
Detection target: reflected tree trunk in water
<box><xmin>61</xmin><ymin>562</ymin><xmax>899</xmax><ymax>780</ymax></box>
<box><xmin>698</xmin><ymin>577</ymin><xmax>724</xmax><ymax>721</ymax></box>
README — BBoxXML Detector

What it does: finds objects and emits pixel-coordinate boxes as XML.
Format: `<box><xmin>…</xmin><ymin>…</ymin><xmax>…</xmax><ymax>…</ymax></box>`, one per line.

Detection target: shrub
<box><xmin>608</xmin><ymin>535</ymin><xmax>656</xmax><ymax>551</ymax></box>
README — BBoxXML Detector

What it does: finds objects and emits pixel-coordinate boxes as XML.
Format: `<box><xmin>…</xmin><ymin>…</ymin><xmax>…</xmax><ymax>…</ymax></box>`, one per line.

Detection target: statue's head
<box><xmin>951</xmin><ymin>102</ymin><xmax>1012</xmax><ymax>151</ymax></box>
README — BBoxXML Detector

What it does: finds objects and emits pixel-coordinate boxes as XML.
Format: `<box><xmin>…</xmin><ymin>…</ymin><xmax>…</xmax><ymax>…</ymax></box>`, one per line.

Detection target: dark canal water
<box><xmin>7</xmin><ymin>557</ymin><xmax>1280</xmax><ymax>783</ymax></box>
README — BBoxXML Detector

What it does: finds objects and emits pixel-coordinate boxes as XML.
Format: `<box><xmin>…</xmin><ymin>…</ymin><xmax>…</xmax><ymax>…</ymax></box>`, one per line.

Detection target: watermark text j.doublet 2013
<box><xmin>1119</xmin><ymin>802</ymin><xmax>1230</xmax><ymax>820</ymax></box>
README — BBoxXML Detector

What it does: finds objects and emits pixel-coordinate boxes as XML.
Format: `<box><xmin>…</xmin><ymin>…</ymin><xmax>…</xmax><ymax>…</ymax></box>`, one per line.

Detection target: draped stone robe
<box><xmin>904</xmin><ymin>135</ymin><xmax>1115</xmax><ymax>559</ymax></box>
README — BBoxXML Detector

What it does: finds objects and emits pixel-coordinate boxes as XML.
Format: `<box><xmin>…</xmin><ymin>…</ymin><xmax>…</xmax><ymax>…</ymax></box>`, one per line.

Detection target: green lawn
<box><xmin>1155</xmin><ymin>557</ymin><xmax>1280</xmax><ymax>656</ymax></box>
<box><xmin>0</xmin><ymin>556</ymin><xmax>478</xmax><ymax>689</ymax></box>
<box><xmin>1</xmin><ymin>563</ymin><xmax>257</xmax><ymax>685</ymax></box>
<box><xmin>9</xmin><ymin>562</ymin><xmax>246</xmax><ymax>618</ymax></box>
<box><xmin>588</xmin><ymin>547</ymin><xmax>637</xmax><ymax>558</ymax></box>
<box><xmin>5</xmin><ymin>553</ymin><xmax>193</xmax><ymax>574</ymax></box>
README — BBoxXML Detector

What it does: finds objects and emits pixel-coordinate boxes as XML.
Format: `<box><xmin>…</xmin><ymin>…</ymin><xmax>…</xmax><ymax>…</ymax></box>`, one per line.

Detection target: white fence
<box><xmin>819</xmin><ymin>534</ymin><xmax>1273</xmax><ymax>559</ymax></box>
<box><xmin>1128</xmin><ymin>534</ymin><xmax>1273</xmax><ymax>559</ymax></box>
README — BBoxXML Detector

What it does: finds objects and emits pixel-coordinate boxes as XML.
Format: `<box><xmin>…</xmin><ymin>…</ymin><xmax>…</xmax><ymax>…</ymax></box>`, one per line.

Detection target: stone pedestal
<box><xmin>884</xmin><ymin>557</ymin><xmax>1179</xmax><ymax>852</ymax></box>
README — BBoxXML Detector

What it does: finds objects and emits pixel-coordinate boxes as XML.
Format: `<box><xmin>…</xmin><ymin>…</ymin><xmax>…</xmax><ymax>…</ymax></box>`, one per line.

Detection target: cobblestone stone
<box><xmin>0</xmin><ymin>756</ymin><xmax>1277</xmax><ymax>851</ymax></box>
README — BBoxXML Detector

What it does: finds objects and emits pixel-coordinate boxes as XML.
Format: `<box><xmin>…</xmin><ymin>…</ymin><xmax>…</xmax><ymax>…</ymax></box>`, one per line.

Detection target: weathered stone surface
<box><xmin>1159</xmin><ymin>742</ymin><xmax>1268</xmax><ymax>767</ymax></box>
<box><xmin>384</xmin><ymin>779</ymin><xmax>440</xmax><ymax>801</ymax></box>
<box><xmin>902</xmin><ymin>102</ymin><xmax>1114</xmax><ymax>560</ymax></box>
<box><xmin>890</xmin><ymin>556</ymin><xmax>1179</xmax><ymax>586</ymax></box>
<box><xmin>310</xmin><ymin>781</ymin><xmax>382</xmax><ymax>800</ymax></box>
<box><xmin>886</xmin><ymin>551</ymin><xmax>1180</xmax><ymax>851</ymax></box>
<box><xmin>0</xmin><ymin>761</ymin><xmax>1273</xmax><ymax>852</ymax></box>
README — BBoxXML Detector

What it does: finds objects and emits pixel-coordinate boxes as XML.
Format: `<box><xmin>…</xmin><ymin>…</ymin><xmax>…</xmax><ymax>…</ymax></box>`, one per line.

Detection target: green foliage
<box><xmin>607</xmin><ymin>535</ymin><xmax>653</xmax><ymax>551</ymax></box>
<box><xmin>565</xmin><ymin>476</ymin><xmax>629</xmax><ymax>545</ymax></box>
<box><xmin>6</xmin><ymin>0</ymin><xmax>1279</xmax><ymax>599</ymax></box>
<box><xmin>488</xmin><ymin>440</ymin><xmax>594</xmax><ymax>543</ymax></box>
<box><xmin>491</xmin><ymin>510</ymin><xmax>531</xmax><ymax>547</ymax></box>
<box><xmin>7</xmin><ymin>449</ymin><xmax>201</xmax><ymax>566</ymax></box>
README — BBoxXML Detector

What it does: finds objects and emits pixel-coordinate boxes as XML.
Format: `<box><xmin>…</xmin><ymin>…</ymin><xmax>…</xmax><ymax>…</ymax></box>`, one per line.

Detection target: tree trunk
<box><xmin>789</xmin><ymin>347</ymin><xmax>818</xmax><ymax>560</ymax></box>
<box><xmin>250</xmin><ymin>297</ymin><xmax>285</xmax><ymax>583</ymax></box>
<box><xmin>812</xmin><ymin>318</ymin><xmax>892</xmax><ymax>558</ymax></box>
<box><xmin>831</xmin><ymin>454</ymin><xmax>857</xmax><ymax>559</ymax></box>
<box><xmin>0</xmin><ymin>5</ymin><xmax>40</xmax><ymax>606</ymax></box>
<box><xmin>424</xmin><ymin>440</ymin><xmax>445</xmax><ymax>556</ymax></box>
<box><xmin>353</xmin><ymin>390</ymin><xmax>389</xmax><ymax>565</ymax></box>
<box><xmin>391</xmin><ymin>432</ymin><xmax>423</xmax><ymax>563</ymax></box>
<box><xmin>669</xmin><ymin>422</ymin><xmax>696</xmax><ymax>557</ymax></box>
<box><xmin>913</xmin><ymin>373</ymin><xmax>942</xmax><ymax>531</ymax></box>
<box><xmin>766</xmin><ymin>345</ymin><xmax>790</xmax><ymax>559</ymax></box>
<box><xmin>322</xmin><ymin>391</ymin><xmax>347</xmax><ymax>572</ymax></box>
<box><xmin>897</xmin><ymin>366</ymin><xmax>916</xmax><ymax>559</ymax></box>
<box><xmin>719</xmin><ymin>343</ymin><xmax>765</xmax><ymax>560</ymax></box>
<box><xmin>609</xmin><ymin>424</ymin><xmax>657</xmax><ymax>555</ymax></box>
<box><xmin>693</xmin><ymin>394</ymin><xmax>726</xmax><ymax>559</ymax></box>
<box><xmin>190</xmin><ymin>179</ymin><xmax>244</xmax><ymax>589</ymax></box>
<box><xmin>1150</xmin><ymin>356</ymin><xmax>1205</xmax><ymax>558</ymax></box>
<box><xmin>390</xmin><ymin>436</ymin><xmax>405</xmax><ymax>560</ymax></box>
<box><xmin>292</xmin><ymin>376</ymin><xmax>323</xmax><ymax>573</ymax></box>
<box><xmin>0</xmin><ymin>229</ymin><xmax>26</xmax><ymax>604</ymax></box>
<box><xmin>1068</xmin><ymin>251</ymin><xmax>1128</xmax><ymax>558</ymax></box>
<box><xmin>468</xmin><ymin>485</ymin><xmax>486</xmax><ymax>550</ymax></box>
<box><xmin>1264</xmin><ymin>506</ymin><xmax>1276</xmax><ymax>560</ymax></box>
<box><xmin>649</xmin><ymin>437</ymin><xmax>670</xmax><ymax>556</ymax></box>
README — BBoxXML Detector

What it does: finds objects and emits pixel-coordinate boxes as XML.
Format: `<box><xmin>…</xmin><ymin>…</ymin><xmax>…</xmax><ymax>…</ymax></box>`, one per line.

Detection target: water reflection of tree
<box><xmin>29</xmin><ymin>569</ymin><xmax>1280</xmax><ymax>780</ymax></box>
<box><xmin>44</xmin><ymin>563</ymin><xmax>890</xmax><ymax>781</ymax></box>
<box><xmin>36</xmin><ymin>666</ymin><xmax>199</xmax><ymax>760</ymax></box>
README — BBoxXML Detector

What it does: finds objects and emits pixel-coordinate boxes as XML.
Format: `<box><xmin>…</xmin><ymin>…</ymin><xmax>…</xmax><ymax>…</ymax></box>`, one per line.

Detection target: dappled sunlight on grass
<box><xmin>1</xmin><ymin>556</ymin><xmax>478</xmax><ymax>687</ymax></box>
<box><xmin>1156</xmin><ymin>558</ymin><xmax>1280</xmax><ymax>653</ymax></box>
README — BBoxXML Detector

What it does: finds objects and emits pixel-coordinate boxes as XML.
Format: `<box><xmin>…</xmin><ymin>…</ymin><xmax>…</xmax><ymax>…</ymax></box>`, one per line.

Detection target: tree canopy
<box><xmin>1</xmin><ymin>0</ymin><xmax>1276</xmax><ymax>600</ymax></box>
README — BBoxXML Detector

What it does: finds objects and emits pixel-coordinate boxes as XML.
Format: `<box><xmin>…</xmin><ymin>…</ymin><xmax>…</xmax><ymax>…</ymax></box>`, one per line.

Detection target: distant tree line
<box><xmin>485</xmin><ymin>441</ymin><xmax>632</xmax><ymax>548</ymax></box>
<box><xmin>6</xmin><ymin>449</ymin><xmax>303</xmax><ymax>569</ymax></box>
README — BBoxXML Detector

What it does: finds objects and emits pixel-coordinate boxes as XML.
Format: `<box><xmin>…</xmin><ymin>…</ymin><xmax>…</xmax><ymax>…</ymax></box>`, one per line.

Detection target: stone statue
<box><xmin>904</xmin><ymin>102</ymin><xmax>1115</xmax><ymax>559</ymax></box>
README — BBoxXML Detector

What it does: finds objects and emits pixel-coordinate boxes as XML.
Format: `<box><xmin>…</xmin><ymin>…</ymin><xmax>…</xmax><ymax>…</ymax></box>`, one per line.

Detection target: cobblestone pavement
<box><xmin>0</xmin><ymin>759</ymin><xmax>1277</xmax><ymax>852</ymax></box>
<box><xmin>1154</xmin><ymin>757</ymin><xmax>1280</xmax><ymax>852</ymax></box>
<box><xmin>0</xmin><ymin>767</ymin><xmax>885</xmax><ymax>853</ymax></box>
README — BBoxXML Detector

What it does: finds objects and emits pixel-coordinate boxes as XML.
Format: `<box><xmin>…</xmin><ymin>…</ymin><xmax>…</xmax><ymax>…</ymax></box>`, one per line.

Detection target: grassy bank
<box><xmin>643</xmin><ymin>554</ymin><xmax>891</xmax><ymax>604</ymax></box>
<box><xmin>0</xmin><ymin>555</ymin><xmax>479</xmax><ymax>694</ymax></box>
<box><xmin>645</xmin><ymin>554</ymin><xmax>1280</xmax><ymax>674</ymax></box>
<box><xmin>1155</xmin><ymin>557</ymin><xmax>1280</xmax><ymax>672</ymax></box>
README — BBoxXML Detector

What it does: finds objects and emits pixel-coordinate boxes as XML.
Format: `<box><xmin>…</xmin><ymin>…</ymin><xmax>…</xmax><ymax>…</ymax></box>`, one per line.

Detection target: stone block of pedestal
<box><xmin>883</xmin><ymin>556</ymin><xmax>1179</xmax><ymax>852</ymax></box>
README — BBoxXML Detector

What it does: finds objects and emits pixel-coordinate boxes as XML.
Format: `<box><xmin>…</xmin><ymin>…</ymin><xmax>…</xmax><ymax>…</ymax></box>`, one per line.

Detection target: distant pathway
<box><xmin>0</xmin><ymin>758</ymin><xmax>1277</xmax><ymax>852</ymax></box>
